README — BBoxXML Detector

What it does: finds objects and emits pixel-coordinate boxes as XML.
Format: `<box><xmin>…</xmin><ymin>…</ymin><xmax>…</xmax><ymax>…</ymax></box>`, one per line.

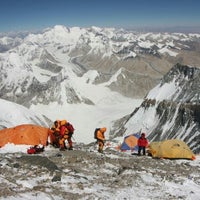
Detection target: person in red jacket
<box><xmin>137</xmin><ymin>133</ymin><xmax>148</xmax><ymax>156</ymax></box>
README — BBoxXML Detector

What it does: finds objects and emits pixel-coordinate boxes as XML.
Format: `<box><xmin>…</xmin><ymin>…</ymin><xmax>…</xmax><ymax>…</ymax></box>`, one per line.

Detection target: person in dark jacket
<box><xmin>49</xmin><ymin>120</ymin><xmax>61</xmax><ymax>148</ymax></box>
<box><xmin>137</xmin><ymin>133</ymin><xmax>148</xmax><ymax>156</ymax></box>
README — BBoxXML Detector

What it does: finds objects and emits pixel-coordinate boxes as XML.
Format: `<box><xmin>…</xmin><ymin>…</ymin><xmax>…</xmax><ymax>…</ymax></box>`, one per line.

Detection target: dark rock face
<box><xmin>147</xmin><ymin>64</ymin><xmax>200</xmax><ymax>153</ymax></box>
<box><xmin>160</xmin><ymin>63</ymin><xmax>200</xmax><ymax>103</ymax></box>
<box><xmin>149</xmin><ymin>101</ymin><xmax>200</xmax><ymax>153</ymax></box>
<box><xmin>113</xmin><ymin>64</ymin><xmax>200</xmax><ymax>153</ymax></box>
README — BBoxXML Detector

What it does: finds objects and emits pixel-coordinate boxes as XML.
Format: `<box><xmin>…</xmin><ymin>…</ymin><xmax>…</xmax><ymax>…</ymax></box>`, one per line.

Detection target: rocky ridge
<box><xmin>0</xmin><ymin>144</ymin><xmax>199</xmax><ymax>200</ymax></box>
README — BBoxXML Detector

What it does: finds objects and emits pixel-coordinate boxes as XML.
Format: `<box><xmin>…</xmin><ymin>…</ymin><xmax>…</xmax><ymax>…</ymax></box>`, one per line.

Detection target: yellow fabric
<box><xmin>0</xmin><ymin>124</ymin><xmax>49</xmax><ymax>147</ymax></box>
<box><xmin>149</xmin><ymin>139</ymin><xmax>195</xmax><ymax>160</ymax></box>
<box><xmin>60</xmin><ymin>120</ymin><xmax>67</xmax><ymax>126</ymax></box>
<box><xmin>59</xmin><ymin>138</ymin><xmax>65</xmax><ymax>147</ymax></box>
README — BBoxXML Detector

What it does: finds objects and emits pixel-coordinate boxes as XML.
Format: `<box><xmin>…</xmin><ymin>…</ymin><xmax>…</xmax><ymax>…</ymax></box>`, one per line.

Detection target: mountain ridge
<box><xmin>113</xmin><ymin>64</ymin><xmax>200</xmax><ymax>153</ymax></box>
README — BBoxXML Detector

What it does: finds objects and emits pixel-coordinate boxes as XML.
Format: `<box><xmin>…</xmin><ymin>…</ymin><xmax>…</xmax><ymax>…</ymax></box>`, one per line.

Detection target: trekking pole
<box><xmin>72</xmin><ymin>135</ymin><xmax>76</xmax><ymax>142</ymax></box>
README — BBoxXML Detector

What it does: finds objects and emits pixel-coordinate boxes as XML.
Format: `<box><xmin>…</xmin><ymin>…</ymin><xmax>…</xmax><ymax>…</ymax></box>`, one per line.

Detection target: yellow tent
<box><xmin>149</xmin><ymin>139</ymin><xmax>196</xmax><ymax>160</ymax></box>
<box><xmin>0</xmin><ymin>124</ymin><xmax>50</xmax><ymax>147</ymax></box>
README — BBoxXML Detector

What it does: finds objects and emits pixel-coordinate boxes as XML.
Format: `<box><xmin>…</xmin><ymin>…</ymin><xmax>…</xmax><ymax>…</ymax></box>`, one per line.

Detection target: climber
<box><xmin>95</xmin><ymin>127</ymin><xmax>106</xmax><ymax>153</ymax></box>
<box><xmin>49</xmin><ymin>120</ymin><xmax>61</xmax><ymax>148</ymax></box>
<box><xmin>59</xmin><ymin>121</ymin><xmax>74</xmax><ymax>151</ymax></box>
<box><xmin>137</xmin><ymin>133</ymin><xmax>148</xmax><ymax>156</ymax></box>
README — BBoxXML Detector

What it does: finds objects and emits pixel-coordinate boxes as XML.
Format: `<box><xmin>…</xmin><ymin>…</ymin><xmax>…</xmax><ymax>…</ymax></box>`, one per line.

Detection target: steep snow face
<box><xmin>0</xmin><ymin>99</ymin><xmax>49</xmax><ymax>129</ymax></box>
<box><xmin>121</xmin><ymin>64</ymin><xmax>200</xmax><ymax>153</ymax></box>
<box><xmin>148</xmin><ymin>64</ymin><xmax>200</xmax><ymax>103</ymax></box>
<box><xmin>25</xmin><ymin>26</ymin><xmax>86</xmax><ymax>47</ymax></box>
<box><xmin>147</xmin><ymin>79</ymin><xmax>178</xmax><ymax>101</ymax></box>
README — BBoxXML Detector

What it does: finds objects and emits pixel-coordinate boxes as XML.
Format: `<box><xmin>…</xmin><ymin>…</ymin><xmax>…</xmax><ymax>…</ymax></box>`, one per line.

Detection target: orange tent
<box><xmin>0</xmin><ymin>124</ymin><xmax>50</xmax><ymax>147</ymax></box>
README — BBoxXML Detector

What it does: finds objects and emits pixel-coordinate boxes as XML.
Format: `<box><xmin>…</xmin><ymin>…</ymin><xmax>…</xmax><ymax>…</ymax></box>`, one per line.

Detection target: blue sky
<box><xmin>0</xmin><ymin>0</ymin><xmax>200</xmax><ymax>32</ymax></box>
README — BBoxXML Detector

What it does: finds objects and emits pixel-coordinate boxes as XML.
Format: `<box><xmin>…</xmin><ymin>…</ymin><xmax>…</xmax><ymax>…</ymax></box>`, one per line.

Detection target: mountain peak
<box><xmin>119</xmin><ymin>63</ymin><xmax>200</xmax><ymax>153</ymax></box>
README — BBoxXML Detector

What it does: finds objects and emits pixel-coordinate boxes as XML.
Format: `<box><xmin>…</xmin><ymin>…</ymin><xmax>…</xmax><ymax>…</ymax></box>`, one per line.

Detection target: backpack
<box><xmin>94</xmin><ymin>128</ymin><xmax>100</xmax><ymax>139</ymax></box>
<box><xmin>27</xmin><ymin>145</ymin><xmax>44</xmax><ymax>154</ymax></box>
<box><xmin>66</xmin><ymin>123</ymin><xmax>74</xmax><ymax>133</ymax></box>
<box><xmin>27</xmin><ymin>147</ymin><xmax>36</xmax><ymax>154</ymax></box>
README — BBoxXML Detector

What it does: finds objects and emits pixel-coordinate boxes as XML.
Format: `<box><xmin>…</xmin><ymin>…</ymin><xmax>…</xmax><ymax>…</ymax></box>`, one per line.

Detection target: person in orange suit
<box><xmin>96</xmin><ymin>127</ymin><xmax>106</xmax><ymax>153</ymax></box>
<box><xmin>59</xmin><ymin>122</ymin><xmax>74</xmax><ymax>151</ymax></box>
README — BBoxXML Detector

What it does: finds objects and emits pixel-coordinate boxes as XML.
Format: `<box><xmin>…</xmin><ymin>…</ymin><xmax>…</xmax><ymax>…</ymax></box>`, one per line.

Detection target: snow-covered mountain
<box><xmin>0</xmin><ymin>26</ymin><xmax>200</xmax><ymax>149</ymax></box>
<box><xmin>0</xmin><ymin>25</ymin><xmax>200</xmax><ymax>106</ymax></box>
<box><xmin>115</xmin><ymin>64</ymin><xmax>200</xmax><ymax>153</ymax></box>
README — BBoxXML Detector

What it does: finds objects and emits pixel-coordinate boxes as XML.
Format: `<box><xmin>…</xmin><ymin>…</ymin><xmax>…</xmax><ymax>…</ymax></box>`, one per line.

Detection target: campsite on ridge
<box><xmin>0</xmin><ymin>25</ymin><xmax>200</xmax><ymax>199</ymax></box>
<box><xmin>0</xmin><ymin>0</ymin><xmax>200</xmax><ymax>197</ymax></box>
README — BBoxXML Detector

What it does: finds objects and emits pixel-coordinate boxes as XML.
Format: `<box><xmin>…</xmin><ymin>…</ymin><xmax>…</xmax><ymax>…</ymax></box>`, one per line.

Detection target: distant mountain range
<box><xmin>0</xmin><ymin>25</ymin><xmax>200</xmax><ymax>105</ymax></box>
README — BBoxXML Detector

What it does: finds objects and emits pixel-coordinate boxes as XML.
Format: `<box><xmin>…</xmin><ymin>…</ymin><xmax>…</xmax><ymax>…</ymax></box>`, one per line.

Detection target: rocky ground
<box><xmin>0</xmin><ymin>143</ymin><xmax>200</xmax><ymax>200</ymax></box>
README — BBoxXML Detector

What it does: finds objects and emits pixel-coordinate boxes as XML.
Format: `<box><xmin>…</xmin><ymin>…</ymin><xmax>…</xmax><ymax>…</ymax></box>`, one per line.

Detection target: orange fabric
<box><xmin>192</xmin><ymin>155</ymin><xmax>196</xmax><ymax>160</ymax></box>
<box><xmin>125</xmin><ymin>135</ymin><xmax>138</xmax><ymax>149</ymax></box>
<box><xmin>0</xmin><ymin>124</ymin><xmax>49</xmax><ymax>147</ymax></box>
<box><xmin>97</xmin><ymin>128</ymin><xmax>106</xmax><ymax>141</ymax></box>
<box><xmin>49</xmin><ymin>129</ymin><xmax>55</xmax><ymax>144</ymax></box>
<box><xmin>59</xmin><ymin>126</ymin><xmax>71</xmax><ymax>148</ymax></box>
<box><xmin>97</xmin><ymin>127</ymin><xmax>106</xmax><ymax>152</ymax></box>
<box><xmin>59</xmin><ymin>136</ymin><xmax>72</xmax><ymax>149</ymax></box>
<box><xmin>59</xmin><ymin>138</ymin><xmax>65</xmax><ymax>148</ymax></box>
<box><xmin>100</xmin><ymin>127</ymin><xmax>106</xmax><ymax>132</ymax></box>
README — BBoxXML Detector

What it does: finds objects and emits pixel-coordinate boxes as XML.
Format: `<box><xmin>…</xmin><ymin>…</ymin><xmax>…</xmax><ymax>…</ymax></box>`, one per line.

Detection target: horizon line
<box><xmin>1</xmin><ymin>25</ymin><xmax>200</xmax><ymax>35</ymax></box>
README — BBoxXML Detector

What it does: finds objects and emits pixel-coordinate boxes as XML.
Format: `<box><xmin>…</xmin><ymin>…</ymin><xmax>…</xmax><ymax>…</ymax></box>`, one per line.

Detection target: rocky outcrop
<box><xmin>0</xmin><ymin>145</ymin><xmax>199</xmax><ymax>199</ymax></box>
<box><xmin>149</xmin><ymin>100</ymin><xmax>200</xmax><ymax>153</ymax></box>
<box><xmin>112</xmin><ymin>64</ymin><xmax>200</xmax><ymax>153</ymax></box>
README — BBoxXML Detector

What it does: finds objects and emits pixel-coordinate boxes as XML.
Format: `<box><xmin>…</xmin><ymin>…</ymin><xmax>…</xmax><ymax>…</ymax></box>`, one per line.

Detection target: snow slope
<box><xmin>0</xmin><ymin>99</ymin><xmax>49</xmax><ymax>128</ymax></box>
<box><xmin>30</xmin><ymin>70</ymin><xmax>142</xmax><ymax>143</ymax></box>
